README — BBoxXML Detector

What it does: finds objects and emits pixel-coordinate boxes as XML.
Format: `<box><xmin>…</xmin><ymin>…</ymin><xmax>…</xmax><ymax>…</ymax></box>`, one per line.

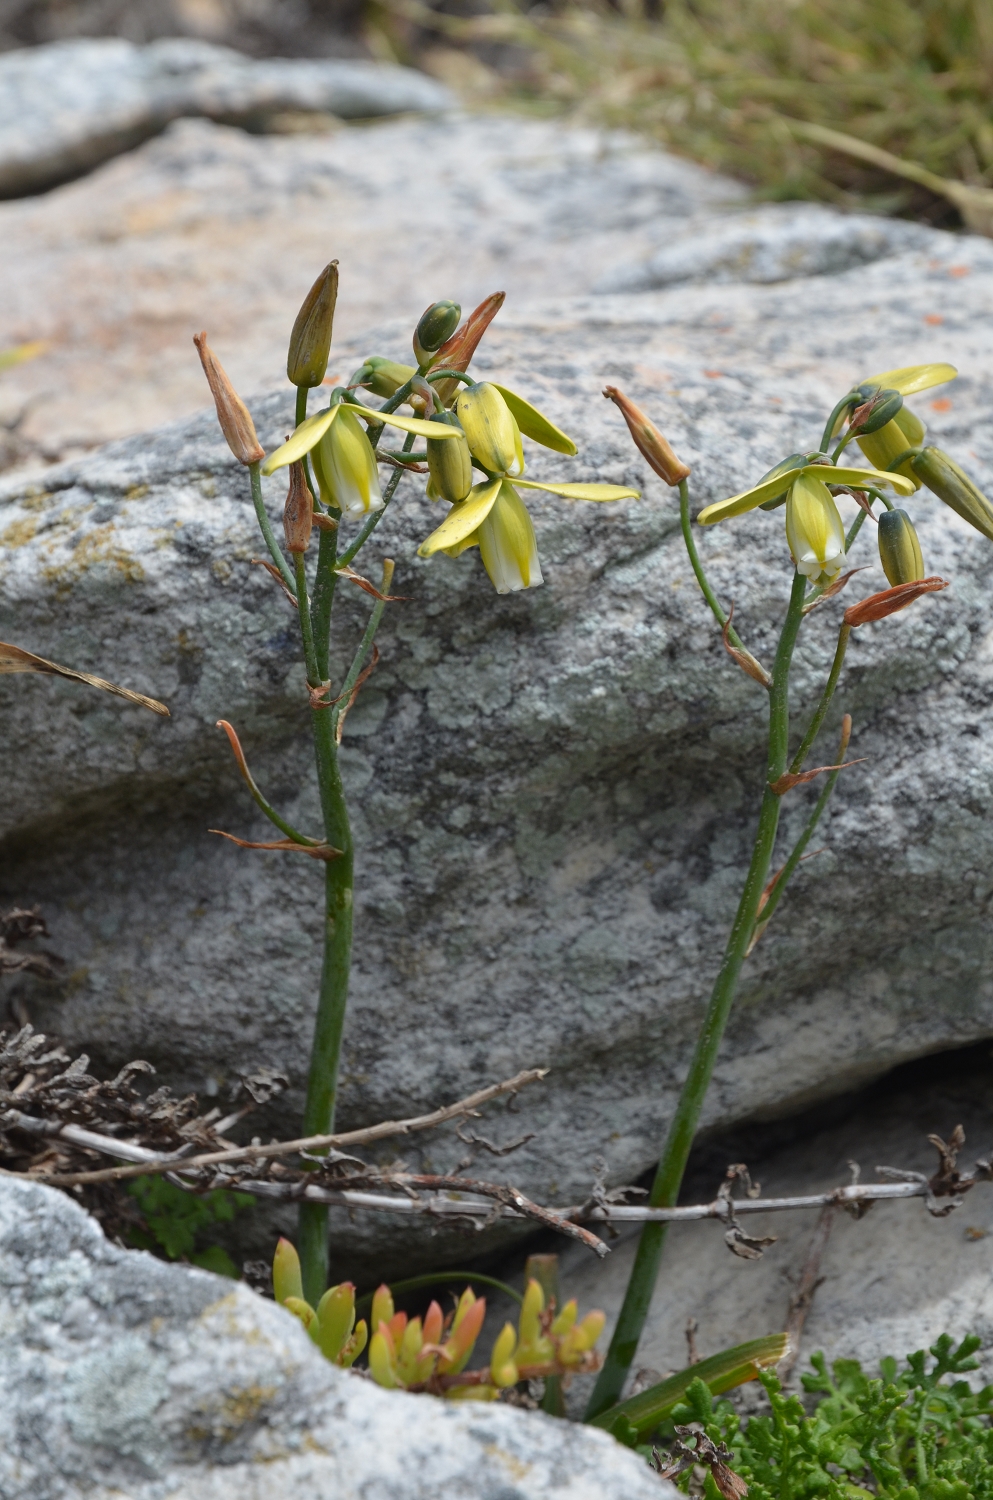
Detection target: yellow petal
<box><xmin>346</xmin><ymin>405</ymin><xmax>464</xmax><ymax>440</ymax></box>
<box><xmin>858</xmin><ymin>363</ymin><xmax>957</xmax><ymax>396</ymax></box>
<box><xmin>821</xmin><ymin>464</ymin><xmax>916</xmax><ymax>496</ymax></box>
<box><xmin>490</xmin><ymin>384</ymin><xmax>577</xmax><ymax>456</ymax></box>
<box><xmin>417</xmin><ymin>479</ymin><xmax>502</xmax><ymax>557</ymax></box>
<box><xmin>697</xmin><ymin>469</ymin><xmax>804</xmax><ymax>525</ymax></box>
<box><xmin>261</xmin><ymin>404</ymin><xmax>341</xmax><ymax>474</ymax></box>
<box><xmin>515</xmin><ymin>480</ymin><xmax>640</xmax><ymax>501</ymax></box>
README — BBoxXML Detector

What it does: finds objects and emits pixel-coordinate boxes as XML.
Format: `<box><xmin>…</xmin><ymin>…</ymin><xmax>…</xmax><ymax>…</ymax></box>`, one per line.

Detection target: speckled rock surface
<box><xmin>0</xmin><ymin>37</ymin><xmax>452</xmax><ymax>197</ymax></box>
<box><xmin>0</xmin><ymin>1175</ymin><xmax>672</xmax><ymax>1499</ymax></box>
<box><xmin>4</xmin><ymin>111</ymin><xmax>993</xmax><ymax>1277</ymax></box>
<box><xmin>0</xmin><ymin>112</ymin><xmax>742</xmax><ymax>469</ymax></box>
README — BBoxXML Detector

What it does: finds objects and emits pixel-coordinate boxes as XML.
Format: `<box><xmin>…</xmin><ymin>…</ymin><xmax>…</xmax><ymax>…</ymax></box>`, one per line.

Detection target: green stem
<box><xmin>337</xmin><ymin>436</ymin><xmax>412</xmax><ymax>569</ymax></box>
<box><xmin>584</xmin><ymin>569</ymin><xmax>807</xmax><ymax>1421</ymax></box>
<box><xmin>332</xmin><ymin>563</ymin><xmax>393</xmax><ymax>740</ymax></box>
<box><xmin>311</xmin><ymin>524</ymin><xmax>339</xmax><ymax>680</ymax></box>
<box><xmin>355</xmin><ymin>1271</ymin><xmax>523</xmax><ymax>1315</ymax></box>
<box><xmin>679</xmin><ymin>479</ymin><xmax>760</xmax><ymax>664</ymax></box>
<box><xmin>789</xmin><ymin>623</ymin><xmax>851</xmax><ymax>775</ymax></box>
<box><xmin>249</xmin><ymin>461</ymin><xmax>296</xmax><ymax>595</ymax></box>
<box><xmin>296</xmin><ymin>385</ymin><xmax>319</xmax><ymax>505</ymax></box>
<box><xmin>298</xmin><ymin>700</ymin><xmax>354</xmax><ymax>1305</ymax></box>
<box><xmin>294</xmin><ymin>554</ymin><xmax>320</xmax><ymax>687</ymax></box>
<box><xmin>754</xmin><ymin>716</ymin><xmax>852</xmax><ymax>934</ymax></box>
<box><xmin>820</xmin><ymin>394</ymin><xmax>856</xmax><ymax>455</ymax></box>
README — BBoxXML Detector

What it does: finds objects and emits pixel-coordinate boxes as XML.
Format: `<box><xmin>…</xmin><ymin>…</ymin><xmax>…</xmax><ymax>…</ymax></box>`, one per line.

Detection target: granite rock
<box><xmin>0</xmin><ymin>36</ymin><xmax>452</xmax><ymax>197</ymax></box>
<box><xmin>596</xmin><ymin>201</ymin><xmax>944</xmax><ymax>290</ymax></box>
<box><xmin>0</xmin><ymin>1174</ymin><xmax>672</xmax><ymax>1500</ymax></box>
<box><xmin>4</xmin><ymin>113</ymin><xmax>993</xmax><ymax>1278</ymax></box>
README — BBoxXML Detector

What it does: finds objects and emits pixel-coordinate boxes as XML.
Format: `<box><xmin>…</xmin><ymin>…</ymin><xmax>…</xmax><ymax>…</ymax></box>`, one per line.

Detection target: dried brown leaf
<box><xmin>251</xmin><ymin>557</ymin><xmax>298</xmax><ymax>606</ymax></box>
<box><xmin>335</xmin><ymin>565</ymin><xmax>408</xmax><ymax>601</ymax></box>
<box><xmin>0</xmin><ymin>642</ymin><xmax>169</xmax><ymax>715</ymax></box>
<box><xmin>720</xmin><ymin>602</ymin><xmax>772</xmax><ymax>687</ymax></box>
<box><xmin>769</xmin><ymin>758</ymin><xmax>866</xmax><ymax>795</ymax></box>
<box><xmin>844</xmin><ymin>576</ymin><xmax>949</xmax><ymax>626</ymax></box>
<box><xmin>208</xmin><ymin>830</ymin><xmax>342</xmax><ymax>860</ymax></box>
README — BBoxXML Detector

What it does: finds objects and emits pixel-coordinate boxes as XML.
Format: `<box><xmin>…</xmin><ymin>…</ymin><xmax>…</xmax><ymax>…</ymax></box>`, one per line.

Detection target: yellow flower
<box><xmin>849</xmin><ymin>363</ymin><xmax>957</xmax><ymax>489</ymax></box>
<box><xmin>312</xmin><ymin>406</ymin><xmax>382</xmax><ymax>518</ymax></box>
<box><xmin>785</xmin><ymin>473</ymin><xmax>847</xmax><ymax>582</ymax></box>
<box><xmin>455</xmin><ymin>383</ymin><xmax>524</xmax><ymax>476</ymax></box>
<box><xmin>697</xmin><ymin>461</ymin><xmax>914</xmax><ymax>527</ymax></box>
<box><xmin>418</xmin><ymin>474</ymin><xmax>639</xmax><ymax>594</ymax></box>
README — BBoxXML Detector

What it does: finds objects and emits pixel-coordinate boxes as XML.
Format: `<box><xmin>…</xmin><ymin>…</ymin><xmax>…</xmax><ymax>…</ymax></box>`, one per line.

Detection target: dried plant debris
<box><xmin>0</xmin><ymin>906</ymin><xmax>63</xmax><ymax>981</ymax></box>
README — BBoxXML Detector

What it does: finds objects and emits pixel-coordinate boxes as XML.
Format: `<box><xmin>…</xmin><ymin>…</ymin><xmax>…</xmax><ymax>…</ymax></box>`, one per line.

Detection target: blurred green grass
<box><xmin>379</xmin><ymin>0</ymin><xmax>993</xmax><ymax>221</ymax></box>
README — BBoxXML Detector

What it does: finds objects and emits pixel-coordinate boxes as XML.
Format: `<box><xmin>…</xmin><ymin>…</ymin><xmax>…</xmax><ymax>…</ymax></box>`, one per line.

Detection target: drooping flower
<box><xmin>417</xmin><ymin>384</ymin><xmax>638</xmax><ymax>593</ymax></box>
<box><xmin>846</xmin><ymin>363</ymin><xmax>957</xmax><ymax>487</ymax></box>
<box><xmin>785</xmin><ymin>473</ymin><xmax>848</xmax><ymax>582</ymax></box>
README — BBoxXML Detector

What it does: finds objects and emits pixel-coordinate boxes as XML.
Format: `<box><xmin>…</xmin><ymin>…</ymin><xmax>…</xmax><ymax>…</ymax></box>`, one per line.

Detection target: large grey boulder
<box><xmin>4</xmin><ymin>109</ymin><xmax>993</xmax><ymax>1279</ymax></box>
<box><xmin>0</xmin><ymin>37</ymin><xmax>453</xmax><ymax>197</ymax></box>
<box><xmin>0</xmin><ymin>1175</ymin><xmax>670</xmax><ymax>1499</ymax></box>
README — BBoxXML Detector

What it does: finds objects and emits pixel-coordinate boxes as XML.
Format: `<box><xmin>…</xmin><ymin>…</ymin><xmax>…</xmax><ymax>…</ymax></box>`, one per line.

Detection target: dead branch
<box><xmin>0</xmin><ymin>1066</ymin><xmax>549</xmax><ymax>1186</ymax></box>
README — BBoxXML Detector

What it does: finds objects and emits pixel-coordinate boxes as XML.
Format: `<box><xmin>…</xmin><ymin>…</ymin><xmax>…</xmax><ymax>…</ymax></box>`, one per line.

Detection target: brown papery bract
<box><xmin>602</xmin><ymin>385</ymin><xmax>691</xmax><ymax>485</ymax></box>
<box><xmin>283</xmin><ymin>461</ymin><xmax>313</xmax><ymax>553</ymax></box>
<box><xmin>428</xmin><ymin>292</ymin><xmax>505</xmax><ymax>403</ymax></box>
<box><xmin>844</xmin><ymin>575</ymin><xmax>948</xmax><ymax>626</ymax></box>
<box><xmin>193</xmin><ymin>331</ymin><xmax>264</xmax><ymax>465</ymax></box>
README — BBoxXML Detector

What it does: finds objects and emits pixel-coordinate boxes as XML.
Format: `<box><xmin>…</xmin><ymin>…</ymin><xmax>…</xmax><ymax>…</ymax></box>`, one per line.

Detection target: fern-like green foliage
<box><xmin>127</xmin><ymin>1174</ymin><xmax>252</xmax><ymax>1277</ymax></box>
<box><xmin>664</xmin><ymin>1335</ymin><xmax>993</xmax><ymax>1500</ymax></box>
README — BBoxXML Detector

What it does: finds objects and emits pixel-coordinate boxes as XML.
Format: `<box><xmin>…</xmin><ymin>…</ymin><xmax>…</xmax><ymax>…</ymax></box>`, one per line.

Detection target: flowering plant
<box><xmin>194</xmin><ymin>271</ymin><xmax>638</xmax><ymax>1303</ymax></box>
<box><xmin>588</xmin><ymin>361</ymin><xmax>986</xmax><ymax>1420</ymax></box>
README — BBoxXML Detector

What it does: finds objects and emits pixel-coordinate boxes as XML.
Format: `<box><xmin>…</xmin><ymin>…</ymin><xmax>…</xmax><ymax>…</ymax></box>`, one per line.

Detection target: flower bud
<box><xmin>363</xmin><ymin>356</ymin><xmax>417</xmax><ymax>399</ymax></box>
<box><xmin>844</xmin><ymin>576</ymin><xmax>948</xmax><ymax>627</ymax></box>
<box><xmin>877</xmin><ymin>507</ymin><xmax>924</xmax><ymax>586</ymax></box>
<box><xmin>414</xmin><ymin>299</ymin><xmax>461</xmax><ymax>365</ymax></box>
<box><xmin>912</xmin><ymin>445</ymin><xmax>993</xmax><ymax>543</ymax></box>
<box><xmin>455</xmin><ymin>382</ymin><xmax>523</xmax><ymax>475</ymax></box>
<box><xmin>286</xmin><ymin>260</ymin><xmax>338</xmax><ymax>388</ymax></box>
<box><xmin>848</xmin><ymin>387</ymin><xmax>903</xmax><ymax>437</ymax></box>
<box><xmin>407</xmin><ymin>374</ymin><xmax>436</xmax><ymax>417</ymax></box>
<box><xmin>602</xmin><ymin>385</ymin><xmax>691</xmax><ymax>486</ymax></box>
<box><xmin>282</xmin><ymin>461</ymin><xmax>313</xmax><ymax>553</ymax></box>
<box><xmin>856</xmin><ymin>406</ymin><xmax>926</xmax><ymax>487</ymax></box>
<box><xmin>316</xmin><ymin>406</ymin><xmax>383</xmax><ymax>517</ymax></box>
<box><xmin>427</xmin><ymin>292</ymin><xmax>505</xmax><ymax>405</ymax></box>
<box><xmin>785</xmin><ymin>473</ymin><xmax>847</xmax><ymax>582</ymax></box>
<box><xmin>427</xmin><ymin>411</ymin><xmax>473</xmax><ymax>502</ymax></box>
<box><xmin>193</xmin><ymin>331</ymin><xmax>264</xmax><ymax>465</ymax></box>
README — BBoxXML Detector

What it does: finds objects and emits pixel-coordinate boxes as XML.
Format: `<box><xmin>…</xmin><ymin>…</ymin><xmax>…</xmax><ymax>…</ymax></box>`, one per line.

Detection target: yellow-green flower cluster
<box><xmin>259</xmin><ymin>315</ymin><xmax>640</xmax><ymax>594</ymax></box>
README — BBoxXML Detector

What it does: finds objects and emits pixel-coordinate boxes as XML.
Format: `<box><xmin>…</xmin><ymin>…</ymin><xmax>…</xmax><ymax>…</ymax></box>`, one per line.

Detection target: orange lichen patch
<box><xmin>924</xmin><ymin>313</ymin><xmax>944</xmax><ymax>325</ymax></box>
<box><xmin>931</xmin><ymin>397</ymin><xmax>953</xmax><ymax>412</ymax></box>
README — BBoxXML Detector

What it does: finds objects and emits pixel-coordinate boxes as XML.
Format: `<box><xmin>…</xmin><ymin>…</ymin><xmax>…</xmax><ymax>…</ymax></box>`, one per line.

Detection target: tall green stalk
<box><xmin>585</xmin><ymin>565</ymin><xmax>807</xmax><ymax>1419</ymax></box>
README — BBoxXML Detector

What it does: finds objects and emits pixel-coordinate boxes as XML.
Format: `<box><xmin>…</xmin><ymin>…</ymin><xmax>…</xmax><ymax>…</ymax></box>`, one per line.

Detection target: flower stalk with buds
<box><xmin>196</xmin><ymin>278</ymin><xmax>643</xmax><ymax>1303</ymax></box>
<box><xmin>588</xmin><ymin>362</ymin><xmax>967</xmax><ymax>1422</ymax></box>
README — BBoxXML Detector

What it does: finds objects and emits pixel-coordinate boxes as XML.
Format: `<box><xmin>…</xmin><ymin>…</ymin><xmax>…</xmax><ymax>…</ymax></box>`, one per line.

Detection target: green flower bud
<box><xmin>912</xmin><ymin>445</ymin><xmax>993</xmax><ymax>543</ymax></box>
<box><xmin>414</xmin><ymin>300</ymin><xmax>461</xmax><ymax>365</ymax></box>
<box><xmin>427</xmin><ymin>410</ymin><xmax>473</xmax><ymax>503</ymax></box>
<box><xmin>455</xmin><ymin>382</ymin><xmax>523</xmax><ymax>476</ymax></box>
<box><xmin>286</xmin><ymin>261</ymin><xmax>338</xmax><ymax>388</ymax></box>
<box><xmin>363</xmin><ymin>356</ymin><xmax>417</xmax><ymax>399</ymax></box>
<box><xmin>877</xmin><ymin>507</ymin><xmax>924</xmax><ymax>585</ymax></box>
<box><xmin>857</xmin><ymin>406</ymin><xmax>926</xmax><ymax>488</ymax></box>
<box><xmin>849</xmin><ymin>387</ymin><xmax>903</xmax><ymax>436</ymax></box>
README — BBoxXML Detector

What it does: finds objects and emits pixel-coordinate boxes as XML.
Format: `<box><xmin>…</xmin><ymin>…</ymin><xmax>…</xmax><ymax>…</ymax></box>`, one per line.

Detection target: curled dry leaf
<box><xmin>335</xmin><ymin>564</ymin><xmax>407</xmax><ymax>602</ymax></box>
<box><xmin>0</xmin><ymin>642</ymin><xmax>169</xmax><ymax>716</ymax></box>
<box><xmin>721</xmin><ymin>602</ymin><xmax>772</xmax><ymax>687</ymax></box>
<box><xmin>769</xmin><ymin>758</ymin><xmax>866</xmax><ymax>795</ymax></box>
<box><xmin>209</xmin><ymin>830</ymin><xmax>342</xmax><ymax>860</ymax></box>
<box><xmin>844</xmin><ymin>575</ymin><xmax>949</xmax><ymax>626</ymax></box>
<box><xmin>251</xmin><ymin>557</ymin><xmax>298</xmax><ymax>606</ymax></box>
<box><xmin>801</xmin><ymin>565</ymin><xmax>869</xmax><ymax>615</ymax></box>
<box><xmin>336</xmin><ymin>645</ymin><xmax>380</xmax><ymax>745</ymax></box>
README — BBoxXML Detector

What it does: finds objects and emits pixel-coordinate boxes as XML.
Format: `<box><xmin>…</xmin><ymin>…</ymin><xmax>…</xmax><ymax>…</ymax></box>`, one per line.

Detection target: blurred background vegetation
<box><xmin>3</xmin><ymin>0</ymin><xmax>993</xmax><ymax>225</ymax></box>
